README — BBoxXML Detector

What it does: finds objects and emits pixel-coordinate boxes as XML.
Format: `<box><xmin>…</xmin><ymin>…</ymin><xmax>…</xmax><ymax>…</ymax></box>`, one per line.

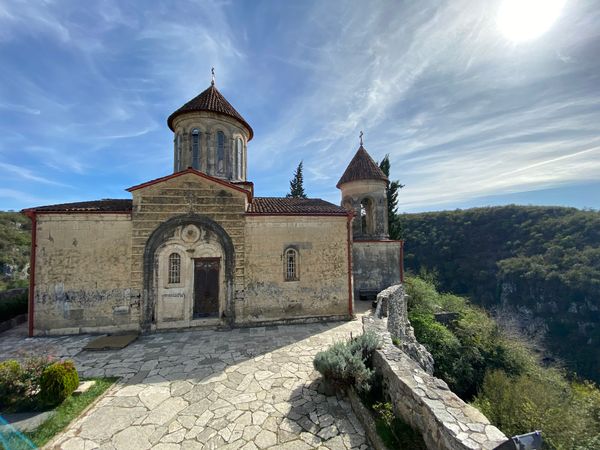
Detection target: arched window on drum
<box><xmin>217</xmin><ymin>131</ymin><xmax>225</xmax><ymax>174</ymax></box>
<box><xmin>191</xmin><ymin>129</ymin><xmax>200</xmax><ymax>170</ymax></box>
<box><xmin>236</xmin><ymin>137</ymin><xmax>243</xmax><ymax>180</ymax></box>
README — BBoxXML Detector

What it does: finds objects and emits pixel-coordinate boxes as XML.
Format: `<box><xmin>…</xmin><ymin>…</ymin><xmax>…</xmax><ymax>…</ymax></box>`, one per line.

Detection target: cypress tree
<box><xmin>287</xmin><ymin>161</ymin><xmax>307</xmax><ymax>198</ymax></box>
<box><xmin>379</xmin><ymin>154</ymin><xmax>404</xmax><ymax>239</ymax></box>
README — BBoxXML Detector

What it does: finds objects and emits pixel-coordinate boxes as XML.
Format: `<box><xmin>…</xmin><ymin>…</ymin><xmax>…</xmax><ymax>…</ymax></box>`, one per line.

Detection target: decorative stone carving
<box><xmin>181</xmin><ymin>224</ymin><xmax>201</xmax><ymax>243</ymax></box>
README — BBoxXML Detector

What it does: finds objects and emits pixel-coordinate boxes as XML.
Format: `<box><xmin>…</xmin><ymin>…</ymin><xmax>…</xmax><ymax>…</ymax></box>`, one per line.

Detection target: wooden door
<box><xmin>193</xmin><ymin>258</ymin><xmax>220</xmax><ymax>318</ymax></box>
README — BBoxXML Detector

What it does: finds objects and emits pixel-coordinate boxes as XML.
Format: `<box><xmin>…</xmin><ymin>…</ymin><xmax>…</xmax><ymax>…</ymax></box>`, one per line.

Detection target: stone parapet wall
<box><xmin>375</xmin><ymin>285</ymin><xmax>434</xmax><ymax>374</ymax></box>
<box><xmin>365</xmin><ymin>285</ymin><xmax>508</xmax><ymax>450</ymax></box>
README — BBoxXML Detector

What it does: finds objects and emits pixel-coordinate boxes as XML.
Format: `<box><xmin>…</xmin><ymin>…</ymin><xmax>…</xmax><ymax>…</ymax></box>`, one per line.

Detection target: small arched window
<box><xmin>284</xmin><ymin>248</ymin><xmax>299</xmax><ymax>281</ymax></box>
<box><xmin>191</xmin><ymin>129</ymin><xmax>200</xmax><ymax>170</ymax></box>
<box><xmin>168</xmin><ymin>253</ymin><xmax>181</xmax><ymax>284</ymax></box>
<box><xmin>217</xmin><ymin>131</ymin><xmax>225</xmax><ymax>173</ymax></box>
<box><xmin>236</xmin><ymin>138</ymin><xmax>243</xmax><ymax>179</ymax></box>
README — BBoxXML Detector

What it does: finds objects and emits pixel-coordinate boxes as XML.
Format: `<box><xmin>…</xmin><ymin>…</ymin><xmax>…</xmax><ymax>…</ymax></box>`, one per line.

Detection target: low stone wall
<box><xmin>375</xmin><ymin>284</ymin><xmax>434</xmax><ymax>374</ymax></box>
<box><xmin>366</xmin><ymin>285</ymin><xmax>508</xmax><ymax>450</ymax></box>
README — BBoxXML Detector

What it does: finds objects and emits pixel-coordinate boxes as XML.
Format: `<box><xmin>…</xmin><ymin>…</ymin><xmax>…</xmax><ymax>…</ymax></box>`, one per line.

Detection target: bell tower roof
<box><xmin>336</xmin><ymin>145</ymin><xmax>388</xmax><ymax>188</ymax></box>
<box><xmin>167</xmin><ymin>83</ymin><xmax>253</xmax><ymax>140</ymax></box>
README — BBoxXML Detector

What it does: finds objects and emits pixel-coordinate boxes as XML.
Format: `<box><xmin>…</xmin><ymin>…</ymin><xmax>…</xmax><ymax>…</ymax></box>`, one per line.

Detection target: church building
<box><xmin>22</xmin><ymin>78</ymin><xmax>403</xmax><ymax>336</ymax></box>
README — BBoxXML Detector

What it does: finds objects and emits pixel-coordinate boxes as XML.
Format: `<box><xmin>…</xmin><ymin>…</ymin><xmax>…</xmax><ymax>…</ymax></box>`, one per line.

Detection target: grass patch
<box><xmin>24</xmin><ymin>377</ymin><xmax>116</xmax><ymax>448</ymax></box>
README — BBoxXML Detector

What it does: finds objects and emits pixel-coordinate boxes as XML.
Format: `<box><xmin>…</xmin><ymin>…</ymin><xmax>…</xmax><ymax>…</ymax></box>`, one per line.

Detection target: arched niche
<box><xmin>360</xmin><ymin>197</ymin><xmax>375</xmax><ymax>236</ymax></box>
<box><xmin>142</xmin><ymin>214</ymin><xmax>235</xmax><ymax>332</ymax></box>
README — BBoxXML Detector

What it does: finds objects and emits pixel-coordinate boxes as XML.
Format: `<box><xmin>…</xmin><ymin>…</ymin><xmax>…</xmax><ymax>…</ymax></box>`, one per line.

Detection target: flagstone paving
<box><xmin>0</xmin><ymin>319</ymin><xmax>370</xmax><ymax>449</ymax></box>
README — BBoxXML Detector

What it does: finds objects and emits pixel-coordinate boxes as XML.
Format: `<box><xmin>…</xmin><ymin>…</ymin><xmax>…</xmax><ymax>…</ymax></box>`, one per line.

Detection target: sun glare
<box><xmin>497</xmin><ymin>0</ymin><xmax>566</xmax><ymax>42</ymax></box>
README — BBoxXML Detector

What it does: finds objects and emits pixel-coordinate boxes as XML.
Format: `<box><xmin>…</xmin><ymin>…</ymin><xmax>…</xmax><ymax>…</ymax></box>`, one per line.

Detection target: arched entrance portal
<box><xmin>142</xmin><ymin>214</ymin><xmax>235</xmax><ymax>332</ymax></box>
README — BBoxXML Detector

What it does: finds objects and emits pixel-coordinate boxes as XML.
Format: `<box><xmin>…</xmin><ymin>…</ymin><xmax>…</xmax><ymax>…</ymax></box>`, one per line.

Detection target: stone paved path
<box><xmin>0</xmin><ymin>319</ymin><xmax>370</xmax><ymax>450</ymax></box>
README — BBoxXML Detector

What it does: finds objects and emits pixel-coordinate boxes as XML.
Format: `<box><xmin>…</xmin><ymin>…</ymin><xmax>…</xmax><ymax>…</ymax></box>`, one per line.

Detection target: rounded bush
<box><xmin>0</xmin><ymin>359</ymin><xmax>25</xmax><ymax>407</ymax></box>
<box><xmin>39</xmin><ymin>360</ymin><xmax>79</xmax><ymax>405</ymax></box>
<box><xmin>313</xmin><ymin>332</ymin><xmax>378</xmax><ymax>393</ymax></box>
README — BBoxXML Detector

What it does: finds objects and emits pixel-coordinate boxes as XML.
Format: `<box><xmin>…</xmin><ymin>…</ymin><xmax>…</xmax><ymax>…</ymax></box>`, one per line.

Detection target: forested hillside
<box><xmin>0</xmin><ymin>211</ymin><xmax>30</xmax><ymax>291</ymax></box>
<box><xmin>399</xmin><ymin>205</ymin><xmax>600</xmax><ymax>383</ymax></box>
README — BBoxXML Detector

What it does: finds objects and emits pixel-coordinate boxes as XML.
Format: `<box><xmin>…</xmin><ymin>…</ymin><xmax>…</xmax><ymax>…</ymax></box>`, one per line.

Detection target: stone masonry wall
<box><xmin>364</xmin><ymin>286</ymin><xmax>508</xmax><ymax>450</ymax></box>
<box><xmin>242</xmin><ymin>215</ymin><xmax>350</xmax><ymax>322</ymax></box>
<box><xmin>33</xmin><ymin>213</ymin><xmax>135</xmax><ymax>335</ymax></box>
<box><xmin>352</xmin><ymin>241</ymin><xmax>401</xmax><ymax>301</ymax></box>
<box><xmin>130</xmin><ymin>172</ymin><xmax>247</xmax><ymax>315</ymax></box>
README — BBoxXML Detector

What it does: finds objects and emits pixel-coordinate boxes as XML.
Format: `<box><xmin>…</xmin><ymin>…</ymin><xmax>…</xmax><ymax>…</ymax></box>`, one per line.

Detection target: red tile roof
<box><xmin>23</xmin><ymin>199</ymin><xmax>132</xmax><ymax>213</ymax></box>
<box><xmin>167</xmin><ymin>84</ymin><xmax>253</xmax><ymax>140</ymax></box>
<box><xmin>247</xmin><ymin>197</ymin><xmax>348</xmax><ymax>216</ymax></box>
<box><xmin>23</xmin><ymin>197</ymin><xmax>347</xmax><ymax>217</ymax></box>
<box><xmin>336</xmin><ymin>145</ymin><xmax>388</xmax><ymax>188</ymax></box>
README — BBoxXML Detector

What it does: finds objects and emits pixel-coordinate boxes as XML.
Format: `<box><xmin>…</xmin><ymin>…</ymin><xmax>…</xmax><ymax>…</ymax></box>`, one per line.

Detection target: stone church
<box><xmin>22</xmin><ymin>79</ymin><xmax>403</xmax><ymax>336</ymax></box>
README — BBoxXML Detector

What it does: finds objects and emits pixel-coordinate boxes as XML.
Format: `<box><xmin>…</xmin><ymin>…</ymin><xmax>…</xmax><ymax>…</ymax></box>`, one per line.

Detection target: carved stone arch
<box><xmin>142</xmin><ymin>214</ymin><xmax>236</xmax><ymax>332</ymax></box>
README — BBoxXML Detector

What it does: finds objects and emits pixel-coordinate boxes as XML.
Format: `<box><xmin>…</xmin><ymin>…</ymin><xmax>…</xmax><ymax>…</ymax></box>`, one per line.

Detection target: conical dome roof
<box><xmin>336</xmin><ymin>145</ymin><xmax>388</xmax><ymax>188</ymax></box>
<box><xmin>167</xmin><ymin>84</ymin><xmax>253</xmax><ymax>140</ymax></box>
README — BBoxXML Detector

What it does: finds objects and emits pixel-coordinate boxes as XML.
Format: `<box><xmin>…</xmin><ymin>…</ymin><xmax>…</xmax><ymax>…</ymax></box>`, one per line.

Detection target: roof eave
<box><xmin>167</xmin><ymin>110</ymin><xmax>254</xmax><ymax>141</ymax></box>
<box><xmin>336</xmin><ymin>177</ymin><xmax>388</xmax><ymax>189</ymax></box>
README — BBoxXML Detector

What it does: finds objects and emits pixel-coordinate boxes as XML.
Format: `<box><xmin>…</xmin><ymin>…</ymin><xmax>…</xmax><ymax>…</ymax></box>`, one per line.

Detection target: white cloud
<box><xmin>250</xmin><ymin>0</ymin><xmax>600</xmax><ymax>209</ymax></box>
<box><xmin>0</xmin><ymin>0</ymin><xmax>598</xmax><ymax>211</ymax></box>
<box><xmin>0</xmin><ymin>162</ymin><xmax>71</xmax><ymax>187</ymax></box>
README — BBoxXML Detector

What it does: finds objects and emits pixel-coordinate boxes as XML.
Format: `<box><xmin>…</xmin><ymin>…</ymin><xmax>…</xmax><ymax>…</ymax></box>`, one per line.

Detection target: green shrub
<box><xmin>474</xmin><ymin>369</ymin><xmax>600</xmax><ymax>450</ymax></box>
<box><xmin>40</xmin><ymin>361</ymin><xmax>79</xmax><ymax>406</ymax></box>
<box><xmin>405</xmin><ymin>275</ymin><xmax>600</xmax><ymax>448</ymax></box>
<box><xmin>406</xmin><ymin>276</ymin><xmax>534</xmax><ymax>399</ymax></box>
<box><xmin>0</xmin><ymin>355</ymin><xmax>54</xmax><ymax>410</ymax></box>
<box><xmin>409</xmin><ymin>312</ymin><xmax>462</xmax><ymax>385</ymax></box>
<box><xmin>347</xmin><ymin>330</ymin><xmax>380</xmax><ymax>361</ymax></box>
<box><xmin>313</xmin><ymin>332</ymin><xmax>379</xmax><ymax>393</ymax></box>
<box><xmin>0</xmin><ymin>359</ymin><xmax>26</xmax><ymax>408</ymax></box>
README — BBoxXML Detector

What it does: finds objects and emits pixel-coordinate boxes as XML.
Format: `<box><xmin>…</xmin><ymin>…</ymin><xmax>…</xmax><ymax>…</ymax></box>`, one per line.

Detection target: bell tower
<box><xmin>337</xmin><ymin>133</ymin><xmax>389</xmax><ymax>240</ymax></box>
<box><xmin>337</xmin><ymin>132</ymin><xmax>403</xmax><ymax>301</ymax></box>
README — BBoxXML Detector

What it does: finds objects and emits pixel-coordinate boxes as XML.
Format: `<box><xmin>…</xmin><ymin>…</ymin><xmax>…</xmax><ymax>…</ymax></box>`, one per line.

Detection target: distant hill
<box><xmin>399</xmin><ymin>205</ymin><xmax>600</xmax><ymax>383</ymax></box>
<box><xmin>0</xmin><ymin>211</ymin><xmax>30</xmax><ymax>291</ymax></box>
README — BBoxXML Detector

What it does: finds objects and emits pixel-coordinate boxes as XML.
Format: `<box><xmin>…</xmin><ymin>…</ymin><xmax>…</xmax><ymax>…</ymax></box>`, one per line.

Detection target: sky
<box><xmin>0</xmin><ymin>0</ymin><xmax>599</xmax><ymax>213</ymax></box>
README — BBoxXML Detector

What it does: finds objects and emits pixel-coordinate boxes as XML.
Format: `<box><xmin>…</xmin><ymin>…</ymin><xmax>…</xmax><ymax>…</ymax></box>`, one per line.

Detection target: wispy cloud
<box><xmin>0</xmin><ymin>162</ymin><xmax>71</xmax><ymax>187</ymax></box>
<box><xmin>248</xmin><ymin>0</ymin><xmax>600</xmax><ymax>210</ymax></box>
<box><xmin>0</xmin><ymin>0</ymin><xmax>598</xmax><ymax>211</ymax></box>
<box><xmin>0</xmin><ymin>188</ymin><xmax>48</xmax><ymax>207</ymax></box>
<box><xmin>0</xmin><ymin>102</ymin><xmax>40</xmax><ymax>115</ymax></box>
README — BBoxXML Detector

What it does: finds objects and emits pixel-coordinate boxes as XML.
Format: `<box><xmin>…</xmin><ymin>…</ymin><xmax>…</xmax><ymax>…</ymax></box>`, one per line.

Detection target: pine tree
<box><xmin>379</xmin><ymin>155</ymin><xmax>404</xmax><ymax>239</ymax></box>
<box><xmin>287</xmin><ymin>161</ymin><xmax>307</xmax><ymax>198</ymax></box>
